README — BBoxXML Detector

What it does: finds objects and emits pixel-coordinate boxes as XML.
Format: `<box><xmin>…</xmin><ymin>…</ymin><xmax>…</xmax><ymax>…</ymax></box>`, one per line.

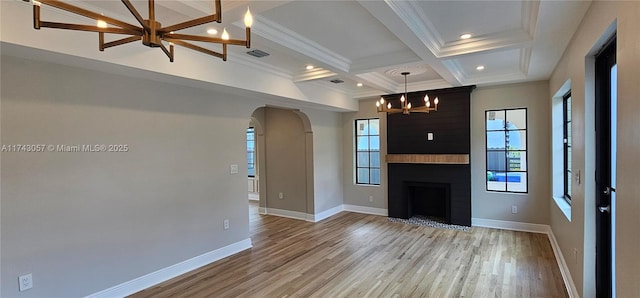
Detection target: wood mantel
<box><xmin>385</xmin><ymin>154</ymin><xmax>470</xmax><ymax>165</ymax></box>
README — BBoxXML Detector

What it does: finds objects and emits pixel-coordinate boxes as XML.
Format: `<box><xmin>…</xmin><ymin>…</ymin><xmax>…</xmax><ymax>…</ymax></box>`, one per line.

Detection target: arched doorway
<box><xmin>248</xmin><ymin>107</ymin><xmax>314</xmax><ymax>220</ymax></box>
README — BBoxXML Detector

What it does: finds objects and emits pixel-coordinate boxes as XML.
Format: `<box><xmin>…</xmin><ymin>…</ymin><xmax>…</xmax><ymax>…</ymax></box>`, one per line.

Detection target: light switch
<box><xmin>230</xmin><ymin>164</ymin><xmax>238</xmax><ymax>174</ymax></box>
<box><xmin>427</xmin><ymin>133</ymin><xmax>434</xmax><ymax>141</ymax></box>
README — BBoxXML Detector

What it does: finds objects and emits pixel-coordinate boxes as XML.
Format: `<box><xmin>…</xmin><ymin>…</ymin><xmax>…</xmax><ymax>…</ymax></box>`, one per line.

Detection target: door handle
<box><xmin>598</xmin><ymin>205</ymin><xmax>611</xmax><ymax>213</ymax></box>
<box><xmin>603</xmin><ymin>186</ymin><xmax>616</xmax><ymax>195</ymax></box>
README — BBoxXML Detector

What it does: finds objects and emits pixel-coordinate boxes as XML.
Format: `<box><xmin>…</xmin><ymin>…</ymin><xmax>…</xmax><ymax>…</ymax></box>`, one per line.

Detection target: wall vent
<box><xmin>329</xmin><ymin>79</ymin><xmax>344</xmax><ymax>84</ymax></box>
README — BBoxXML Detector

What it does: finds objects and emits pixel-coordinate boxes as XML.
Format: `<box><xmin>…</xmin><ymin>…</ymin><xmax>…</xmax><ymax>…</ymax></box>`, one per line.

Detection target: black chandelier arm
<box><xmin>165</xmin><ymin>38</ymin><xmax>226</xmax><ymax>60</ymax></box>
<box><xmin>37</xmin><ymin>21</ymin><xmax>141</xmax><ymax>35</ymax></box>
<box><xmin>100</xmin><ymin>35</ymin><xmax>141</xmax><ymax>51</ymax></box>
<box><xmin>38</xmin><ymin>0</ymin><xmax>141</xmax><ymax>32</ymax></box>
<box><xmin>120</xmin><ymin>0</ymin><xmax>149</xmax><ymax>31</ymax></box>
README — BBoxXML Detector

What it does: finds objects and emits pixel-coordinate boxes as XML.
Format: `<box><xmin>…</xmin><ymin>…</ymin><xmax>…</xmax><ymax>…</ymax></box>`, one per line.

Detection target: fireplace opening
<box><xmin>406</xmin><ymin>182</ymin><xmax>451</xmax><ymax>223</ymax></box>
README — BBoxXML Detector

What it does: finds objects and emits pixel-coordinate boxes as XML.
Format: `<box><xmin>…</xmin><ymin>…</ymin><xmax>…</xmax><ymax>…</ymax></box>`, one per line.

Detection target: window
<box><xmin>486</xmin><ymin>108</ymin><xmax>528</xmax><ymax>193</ymax></box>
<box><xmin>247</xmin><ymin>127</ymin><xmax>255</xmax><ymax>177</ymax></box>
<box><xmin>355</xmin><ymin>119</ymin><xmax>380</xmax><ymax>185</ymax></box>
<box><xmin>563</xmin><ymin>92</ymin><xmax>572</xmax><ymax>203</ymax></box>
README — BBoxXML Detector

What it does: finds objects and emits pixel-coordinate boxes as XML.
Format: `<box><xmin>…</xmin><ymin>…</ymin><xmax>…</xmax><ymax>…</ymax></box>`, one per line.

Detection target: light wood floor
<box><xmin>131</xmin><ymin>201</ymin><xmax>567</xmax><ymax>297</ymax></box>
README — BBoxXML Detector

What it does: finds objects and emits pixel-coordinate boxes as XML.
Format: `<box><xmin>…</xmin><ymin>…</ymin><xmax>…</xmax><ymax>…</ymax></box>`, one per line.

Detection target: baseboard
<box><xmin>310</xmin><ymin>205</ymin><xmax>344</xmax><ymax>222</ymax></box>
<box><xmin>86</xmin><ymin>238</ymin><xmax>252</xmax><ymax>298</ymax></box>
<box><xmin>265</xmin><ymin>207</ymin><xmax>310</xmax><ymax>221</ymax></box>
<box><xmin>472</xmin><ymin>218</ymin><xmax>578</xmax><ymax>297</ymax></box>
<box><xmin>258</xmin><ymin>207</ymin><xmax>267</xmax><ymax>215</ymax></box>
<box><xmin>547</xmin><ymin>227</ymin><xmax>579</xmax><ymax>298</ymax></box>
<box><xmin>343</xmin><ymin>204</ymin><xmax>388</xmax><ymax>216</ymax></box>
<box><xmin>471</xmin><ymin>218</ymin><xmax>549</xmax><ymax>234</ymax></box>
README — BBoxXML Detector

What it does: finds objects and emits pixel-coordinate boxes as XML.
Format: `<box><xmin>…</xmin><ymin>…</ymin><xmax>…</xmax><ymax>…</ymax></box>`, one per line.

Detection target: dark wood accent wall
<box><xmin>387</xmin><ymin>86</ymin><xmax>475</xmax><ymax>154</ymax></box>
<box><xmin>386</xmin><ymin>86</ymin><xmax>475</xmax><ymax>226</ymax></box>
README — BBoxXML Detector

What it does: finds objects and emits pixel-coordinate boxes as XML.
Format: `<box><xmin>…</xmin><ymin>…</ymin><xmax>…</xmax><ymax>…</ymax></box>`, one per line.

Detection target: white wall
<box><xmin>471</xmin><ymin>81</ymin><xmax>551</xmax><ymax>224</ymax></box>
<box><xmin>549</xmin><ymin>1</ymin><xmax>640</xmax><ymax>296</ymax></box>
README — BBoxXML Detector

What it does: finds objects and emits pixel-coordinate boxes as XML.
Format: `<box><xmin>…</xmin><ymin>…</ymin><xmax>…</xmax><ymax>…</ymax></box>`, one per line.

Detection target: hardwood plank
<box><xmin>130</xmin><ymin>203</ymin><xmax>567</xmax><ymax>297</ymax></box>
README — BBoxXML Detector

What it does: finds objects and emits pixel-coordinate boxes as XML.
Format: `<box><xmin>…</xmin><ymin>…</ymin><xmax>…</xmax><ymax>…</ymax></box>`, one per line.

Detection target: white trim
<box><xmin>265</xmin><ymin>207</ymin><xmax>309</xmax><ymax>221</ymax></box>
<box><xmin>472</xmin><ymin>218</ymin><xmax>577</xmax><ymax>297</ymax></box>
<box><xmin>547</xmin><ymin>227</ymin><xmax>579</xmax><ymax>298</ymax></box>
<box><xmin>343</xmin><ymin>204</ymin><xmax>388</xmax><ymax>216</ymax></box>
<box><xmin>258</xmin><ymin>207</ymin><xmax>267</xmax><ymax>215</ymax></box>
<box><xmin>472</xmin><ymin>218</ymin><xmax>548</xmax><ymax>234</ymax></box>
<box><xmin>86</xmin><ymin>238</ymin><xmax>252</xmax><ymax>298</ymax></box>
<box><xmin>553</xmin><ymin>196</ymin><xmax>572</xmax><ymax>221</ymax></box>
<box><xmin>310</xmin><ymin>205</ymin><xmax>344</xmax><ymax>222</ymax></box>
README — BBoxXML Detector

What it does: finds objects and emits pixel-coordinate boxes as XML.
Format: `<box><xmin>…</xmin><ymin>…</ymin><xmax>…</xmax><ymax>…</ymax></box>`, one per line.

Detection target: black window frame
<box><xmin>355</xmin><ymin>118</ymin><xmax>380</xmax><ymax>186</ymax></box>
<box><xmin>247</xmin><ymin>127</ymin><xmax>255</xmax><ymax>178</ymax></box>
<box><xmin>563</xmin><ymin>91</ymin><xmax>572</xmax><ymax>204</ymax></box>
<box><xmin>485</xmin><ymin>108</ymin><xmax>528</xmax><ymax>193</ymax></box>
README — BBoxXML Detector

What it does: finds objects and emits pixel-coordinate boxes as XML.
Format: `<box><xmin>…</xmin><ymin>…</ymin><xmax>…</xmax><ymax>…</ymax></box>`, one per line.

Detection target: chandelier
<box><xmin>31</xmin><ymin>0</ymin><xmax>252</xmax><ymax>62</ymax></box>
<box><xmin>376</xmin><ymin>72</ymin><xmax>439</xmax><ymax>114</ymax></box>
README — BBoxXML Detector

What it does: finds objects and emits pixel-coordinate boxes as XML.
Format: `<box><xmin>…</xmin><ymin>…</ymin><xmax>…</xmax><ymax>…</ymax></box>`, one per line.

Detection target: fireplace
<box><xmin>388</xmin><ymin>163</ymin><xmax>471</xmax><ymax>226</ymax></box>
<box><xmin>405</xmin><ymin>182</ymin><xmax>451</xmax><ymax>223</ymax></box>
<box><xmin>385</xmin><ymin>85</ymin><xmax>474</xmax><ymax>226</ymax></box>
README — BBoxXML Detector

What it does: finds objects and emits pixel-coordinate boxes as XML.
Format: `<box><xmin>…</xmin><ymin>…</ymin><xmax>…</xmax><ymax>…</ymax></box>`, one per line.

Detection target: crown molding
<box><xmin>384</xmin><ymin>0</ymin><xmax>443</xmax><ymax>58</ymax></box>
<box><xmin>385</xmin><ymin>0</ymin><xmax>538</xmax><ymax>58</ymax></box>
<box><xmin>293</xmin><ymin>68</ymin><xmax>338</xmax><ymax>83</ymax></box>
<box><xmin>441</xmin><ymin>59</ymin><xmax>467</xmax><ymax>84</ymax></box>
<box><xmin>227</xmin><ymin>51</ymin><xmax>292</xmax><ymax>80</ymax></box>
<box><xmin>248</xmin><ymin>15</ymin><xmax>352</xmax><ymax>73</ymax></box>
<box><xmin>519</xmin><ymin>47</ymin><xmax>532</xmax><ymax>76</ymax></box>
<box><xmin>350</xmin><ymin>49</ymin><xmax>421</xmax><ymax>73</ymax></box>
<box><xmin>356</xmin><ymin>72</ymin><xmax>398</xmax><ymax>93</ymax></box>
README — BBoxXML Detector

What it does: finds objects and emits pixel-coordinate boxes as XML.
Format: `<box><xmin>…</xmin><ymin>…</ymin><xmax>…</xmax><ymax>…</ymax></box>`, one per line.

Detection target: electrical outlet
<box><xmin>511</xmin><ymin>205</ymin><xmax>518</xmax><ymax>214</ymax></box>
<box><xmin>368</xmin><ymin>196</ymin><xmax>373</xmax><ymax>202</ymax></box>
<box><xmin>427</xmin><ymin>132</ymin><xmax>434</xmax><ymax>141</ymax></box>
<box><xmin>223</xmin><ymin>219</ymin><xmax>230</xmax><ymax>230</ymax></box>
<box><xmin>229</xmin><ymin>164</ymin><xmax>238</xmax><ymax>174</ymax></box>
<box><xmin>278</xmin><ymin>192</ymin><xmax>284</xmax><ymax>199</ymax></box>
<box><xmin>573</xmin><ymin>248</ymin><xmax>578</xmax><ymax>264</ymax></box>
<box><xmin>19</xmin><ymin>274</ymin><xmax>33</xmax><ymax>292</ymax></box>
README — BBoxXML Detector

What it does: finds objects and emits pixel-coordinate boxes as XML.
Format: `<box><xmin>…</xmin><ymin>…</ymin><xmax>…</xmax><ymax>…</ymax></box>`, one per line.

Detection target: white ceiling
<box><xmin>7</xmin><ymin>0</ymin><xmax>593</xmax><ymax>102</ymax></box>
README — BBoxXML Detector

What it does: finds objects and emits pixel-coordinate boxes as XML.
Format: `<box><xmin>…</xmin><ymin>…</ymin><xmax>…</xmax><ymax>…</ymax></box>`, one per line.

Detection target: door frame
<box><xmin>594</xmin><ymin>36</ymin><xmax>616</xmax><ymax>298</ymax></box>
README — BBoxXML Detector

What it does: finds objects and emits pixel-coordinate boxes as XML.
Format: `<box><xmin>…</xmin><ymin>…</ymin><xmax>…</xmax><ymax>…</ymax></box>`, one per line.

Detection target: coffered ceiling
<box><xmin>2</xmin><ymin>0</ymin><xmax>592</xmax><ymax>105</ymax></box>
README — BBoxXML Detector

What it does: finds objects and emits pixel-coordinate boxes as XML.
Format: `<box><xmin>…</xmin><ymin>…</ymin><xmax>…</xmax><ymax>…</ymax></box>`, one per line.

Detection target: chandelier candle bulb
<box><xmin>387</xmin><ymin>102</ymin><xmax>392</xmax><ymax>109</ymax></box>
<box><xmin>221</xmin><ymin>28</ymin><xmax>229</xmax><ymax>40</ymax></box>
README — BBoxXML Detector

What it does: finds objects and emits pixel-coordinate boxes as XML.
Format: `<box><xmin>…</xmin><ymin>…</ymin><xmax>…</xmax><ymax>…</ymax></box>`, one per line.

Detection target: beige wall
<box><xmin>0</xmin><ymin>55</ymin><xmax>260</xmax><ymax>297</ymax></box>
<box><xmin>303</xmin><ymin>108</ymin><xmax>345</xmax><ymax>214</ymax></box>
<box><xmin>0</xmin><ymin>54</ymin><xmax>348</xmax><ymax>295</ymax></box>
<box><xmin>342</xmin><ymin>99</ymin><xmax>388</xmax><ymax>210</ymax></box>
<box><xmin>471</xmin><ymin>81</ymin><xmax>551</xmax><ymax>224</ymax></box>
<box><xmin>263</xmin><ymin>108</ymin><xmax>309</xmax><ymax>214</ymax></box>
<box><xmin>549</xmin><ymin>1</ymin><xmax>640</xmax><ymax>296</ymax></box>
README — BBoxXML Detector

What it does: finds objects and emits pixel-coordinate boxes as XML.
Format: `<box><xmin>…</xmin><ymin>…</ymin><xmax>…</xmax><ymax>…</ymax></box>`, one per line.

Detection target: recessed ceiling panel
<box><xmin>454</xmin><ymin>48</ymin><xmax>523</xmax><ymax>76</ymax></box>
<box><xmin>418</xmin><ymin>1</ymin><xmax>523</xmax><ymax>43</ymax></box>
<box><xmin>259</xmin><ymin>1</ymin><xmax>409</xmax><ymax>60</ymax></box>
